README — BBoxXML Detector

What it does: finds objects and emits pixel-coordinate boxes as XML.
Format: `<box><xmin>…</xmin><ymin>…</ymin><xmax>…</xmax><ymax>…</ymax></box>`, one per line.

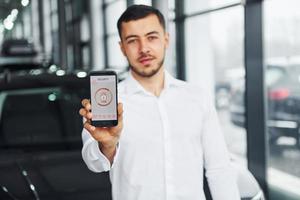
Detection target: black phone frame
<box><xmin>89</xmin><ymin>70</ymin><xmax>118</xmax><ymax>127</ymax></box>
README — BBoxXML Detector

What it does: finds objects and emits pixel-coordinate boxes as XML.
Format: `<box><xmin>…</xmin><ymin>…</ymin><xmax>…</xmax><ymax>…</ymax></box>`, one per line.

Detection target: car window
<box><xmin>266</xmin><ymin>66</ymin><xmax>286</xmax><ymax>86</ymax></box>
<box><xmin>289</xmin><ymin>65</ymin><xmax>300</xmax><ymax>82</ymax></box>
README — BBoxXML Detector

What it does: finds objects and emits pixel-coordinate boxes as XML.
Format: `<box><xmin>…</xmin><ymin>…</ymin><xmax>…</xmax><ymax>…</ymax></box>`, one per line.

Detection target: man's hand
<box><xmin>79</xmin><ymin>99</ymin><xmax>123</xmax><ymax>164</ymax></box>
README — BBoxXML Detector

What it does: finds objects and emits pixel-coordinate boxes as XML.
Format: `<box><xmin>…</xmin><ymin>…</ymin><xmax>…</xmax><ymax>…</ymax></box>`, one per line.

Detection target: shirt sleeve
<box><xmin>201</xmin><ymin>98</ymin><xmax>241</xmax><ymax>200</ymax></box>
<box><xmin>81</xmin><ymin>127</ymin><xmax>120</xmax><ymax>172</ymax></box>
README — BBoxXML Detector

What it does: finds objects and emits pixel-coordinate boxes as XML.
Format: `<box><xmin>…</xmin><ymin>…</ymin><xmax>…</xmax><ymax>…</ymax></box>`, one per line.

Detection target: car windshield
<box><xmin>266</xmin><ymin>66</ymin><xmax>286</xmax><ymax>86</ymax></box>
<box><xmin>0</xmin><ymin>73</ymin><xmax>88</xmax><ymax>152</ymax></box>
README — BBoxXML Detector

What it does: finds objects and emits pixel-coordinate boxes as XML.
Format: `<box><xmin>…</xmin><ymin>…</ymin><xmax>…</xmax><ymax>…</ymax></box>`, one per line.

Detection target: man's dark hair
<box><xmin>117</xmin><ymin>4</ymin><xmax>166</xmax><ymax>40</ymax></box>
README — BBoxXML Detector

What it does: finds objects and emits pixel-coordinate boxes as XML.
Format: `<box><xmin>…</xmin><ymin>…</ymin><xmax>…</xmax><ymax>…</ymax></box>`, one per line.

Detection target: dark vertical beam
<box><xmin>71</xmin><ymin>1</ymin><xmax>82</xmax><ymax>70</ymax></box>
<box><xmin>102</xmin><ymin>2</ymin><xmax>109</xmax><ymax>69</ymax></box>
<box><xmin>29</xmin><ymin>3</ymin><xmax>33</xmax><ymax>38</ymax></box>
<box><xmin>38</xmin><ymin>0</ymin><xmax>45</xmax><ymax>53</ymax></box>
<box><xmin>57</xmin><ymin>0</ymin><xmax>68</xmax><ymax>69</ymax></box>
<box><xmin>20</xmin><ymin>19</ymin><xmax>25</xmax><ymax>38</ymax></box>
<box><xmin>244</xmin><ymin>0</ymin><xmax>268</xmax><ymax>198</ymax></box>
<box><xmin>86</xmin><ymin>0</ymin><xmax>93</xmax><ymax>69</ymax></box>
<box><xmin>174</xmin><ymin>0</ymin><xmax>186</xmax><ymax>80</ymax></box>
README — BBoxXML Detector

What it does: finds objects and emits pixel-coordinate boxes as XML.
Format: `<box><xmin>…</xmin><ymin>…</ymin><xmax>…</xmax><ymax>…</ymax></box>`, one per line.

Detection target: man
<box><xmin>79</xmin><ymin>4</ymin><xmax>240</xmax><ymax>200</ymax></box>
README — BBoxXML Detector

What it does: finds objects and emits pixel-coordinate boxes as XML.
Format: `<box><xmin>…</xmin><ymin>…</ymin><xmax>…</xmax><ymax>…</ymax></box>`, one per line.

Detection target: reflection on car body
<box><xmin>0</xmin><ymin>39</ymin><xmax>50</xmax><ymax>73</ymax></box>
<box><xmin>230</xmin><ymin>64</ymin><xmax>300</xmax><ymax>148</ymax></box>
<box><xmin>0</xmin><ymin>69</ymin><xmax>264</xmax><ymax>200</ymax></box>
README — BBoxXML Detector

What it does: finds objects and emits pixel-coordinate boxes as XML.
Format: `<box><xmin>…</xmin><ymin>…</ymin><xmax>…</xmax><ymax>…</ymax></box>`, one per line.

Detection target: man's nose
<box><xmin>139</xmin><ymin>39</ymin><xmax>150</xmax><ymax>54</ymax></box>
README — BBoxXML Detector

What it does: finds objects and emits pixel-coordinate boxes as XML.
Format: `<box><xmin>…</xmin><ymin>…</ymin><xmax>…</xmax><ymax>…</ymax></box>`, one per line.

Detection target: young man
<box><xmin>79</xmin><ymin>4</ymin><xmax>240</xmax><ymax>200</ymax></box>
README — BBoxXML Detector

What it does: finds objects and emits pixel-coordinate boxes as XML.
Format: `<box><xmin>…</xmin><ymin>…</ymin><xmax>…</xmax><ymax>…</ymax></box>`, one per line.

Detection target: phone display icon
<box><xmin>95</xmin><ymin>88</ymin><xmax>113</xmax><ymax>106</ymax></box>
<box><xmin>90</xmin><ymin>75</ymin><xmax>117</xmax><ymax>121</ymax></box>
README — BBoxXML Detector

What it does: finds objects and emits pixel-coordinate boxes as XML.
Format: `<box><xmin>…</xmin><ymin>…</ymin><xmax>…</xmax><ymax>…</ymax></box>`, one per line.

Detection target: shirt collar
<box><xmin>124</xmin><ymin>69</ymin><xmax>184</xmax><ymax>96</ymax></box>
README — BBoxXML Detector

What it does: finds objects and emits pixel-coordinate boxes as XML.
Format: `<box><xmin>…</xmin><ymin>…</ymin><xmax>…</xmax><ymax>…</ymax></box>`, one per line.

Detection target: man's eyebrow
<box><xmin>125</xmin><ymin>31</ymin><xmax>160</xmax><ymax>41</ymax></box>
<box><xmin>145</xmin><ymin>31</ymin><xmax>159</xmax><ymax>36</ymax></box>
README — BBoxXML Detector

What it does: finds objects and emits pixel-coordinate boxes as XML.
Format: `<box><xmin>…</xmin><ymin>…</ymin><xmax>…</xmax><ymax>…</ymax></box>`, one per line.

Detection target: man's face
<box><xmin>119</xmin><ymin>14</ymin><xmax>169</xmax><ymax>78</ymax></box>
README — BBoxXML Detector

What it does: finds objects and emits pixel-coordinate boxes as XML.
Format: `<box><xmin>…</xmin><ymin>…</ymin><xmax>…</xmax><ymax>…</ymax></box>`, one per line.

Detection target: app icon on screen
<box><xmin>95</xmin><ymin>88</ymin><xmax>112</xmax><ymax>106</ymax></box>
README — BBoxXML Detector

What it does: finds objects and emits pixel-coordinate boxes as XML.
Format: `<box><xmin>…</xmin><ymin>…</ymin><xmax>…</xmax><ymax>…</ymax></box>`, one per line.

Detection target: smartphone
<box><xmin>89</xmin><ymin>71</ymin><xmax>118</xmax><ymax>127</ymax></box>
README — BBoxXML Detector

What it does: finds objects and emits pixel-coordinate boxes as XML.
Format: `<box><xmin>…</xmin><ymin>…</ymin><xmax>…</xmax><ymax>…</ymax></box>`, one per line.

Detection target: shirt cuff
<box><xmin>89</xmin><ymin>140</ymin><xmax>120</xmax><ymax>171</ymax></box>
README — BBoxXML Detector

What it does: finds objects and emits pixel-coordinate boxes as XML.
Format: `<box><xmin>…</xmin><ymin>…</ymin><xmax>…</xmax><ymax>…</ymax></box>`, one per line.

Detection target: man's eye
<box><xmin>127</xmin><ymin>39</ymin><xmax>136</xmax><ymax>44</ymax></box>
<box><xmin>148</xmin><ymin>36</ymin><xmax>158</xmax><ymax>41</ymax></box>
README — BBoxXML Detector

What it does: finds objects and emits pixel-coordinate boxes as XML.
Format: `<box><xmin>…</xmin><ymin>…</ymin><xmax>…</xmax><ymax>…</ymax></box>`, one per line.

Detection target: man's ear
<box><xmin>119</xmin><ymin>41</ymin><xmax>126</xmax><ymax>56</ymax></box>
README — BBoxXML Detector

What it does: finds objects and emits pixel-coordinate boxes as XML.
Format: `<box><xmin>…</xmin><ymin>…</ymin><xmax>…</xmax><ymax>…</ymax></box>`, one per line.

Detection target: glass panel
<box><xmin>165</xmin><ymin>20</ymin><xmax>176</xmax><ymax>77</ymax></box>
<box><xmin>264</xmin><ymin>0</ymin><xmax>300</xmax><ymax>199</ymax></box>
<box><xmin>169</xmin><ymin>0</ymin><xmax>175</xmax><ymax>10</ymax></box>
<box><xmin>185</xmin><ymin>0</ymin><xmax>240</xmax><ymax>15</ymax></box>
<box><xmin>168</xmin><ymin>0</ymin><xmax>175</xmax><ymax>20</ymax></box>
<box><xmin>167</xmin><ymin>0</ymin><xmax>176</xmax><ymax>75</ymax></box>
<box><xmin>107</xmin><ymin>35</ymin><xmax>127</xmax><ymax>70</ymax></box>
<box><xmin>134</xmin><ymin>0</ymin><xmax>152</xmax><ymax>5</ymax></box>
<box><xmin>80</xmin><ymin>15</ymin><xmax>90</xmax><ymax>42</ymax></box>
<box><xmin>51</xmin><ymin>12</ymin><xmax>59</xmax><ymax>31</ymax></box>
<box><xmin>82</xmin><ymin>46</ymin><xmax>90</xmax><ymax>69</ymax></box>
<box><xmin>185</xmin><ymin>6</ymin><xmax>246</xmax><ymax>166</ymax></box>
<box><xmin>67</xmin><ymin>44</ymin><xmax>74</xmax><ymax>69</ymax></box>
<box><xmin>72</xmin><ymin>0</ymin><xmax>85</xmax><ymax>19</ymax></box>
<box><xmin>106</xmin><ymin>0</ymin><xmax>127</xmax><ymax>35</ymax></box>
<box><xmin>65</xmin><ymin>3</ymin><xmax>73</xmax><ymax>23</ymax></box>
<box><xmin>51</xmin><ymin>0</ymin><xmax>58</xmax><ymax>11</ymax></box>
<box><xmin>105</xmin><ymin>0</ymin><xmax>118</xmax><ymax>4</ymax></box>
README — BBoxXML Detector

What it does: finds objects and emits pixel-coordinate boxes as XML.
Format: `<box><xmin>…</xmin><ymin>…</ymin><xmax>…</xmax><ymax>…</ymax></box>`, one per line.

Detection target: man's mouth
<box><xmin>139</xmin><ymin>57</ymin><xmax>154</xmax><ymax>65</ymax></box>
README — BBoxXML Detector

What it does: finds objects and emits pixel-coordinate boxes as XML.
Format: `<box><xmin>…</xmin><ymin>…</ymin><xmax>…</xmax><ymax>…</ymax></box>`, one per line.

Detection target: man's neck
<box><xmin>131</xmin><ymin>68</ymin><xmax>165</xmax><ymax>97</ymax></box>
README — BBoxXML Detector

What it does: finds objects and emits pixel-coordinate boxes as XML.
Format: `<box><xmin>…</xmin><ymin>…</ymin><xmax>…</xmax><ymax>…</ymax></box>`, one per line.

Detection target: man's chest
<box><xmin>120</xmin><ymin>95</ymin><xmax>204</xmax><ymax>145</ymax></box>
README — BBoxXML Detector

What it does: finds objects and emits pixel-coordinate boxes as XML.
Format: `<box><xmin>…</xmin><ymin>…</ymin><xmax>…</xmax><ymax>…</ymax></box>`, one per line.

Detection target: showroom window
<box><xmin>264</xmin><ymin>0</ymin><xmax>300</xmax><ymax>199</ymax></box>
<box><xmin>183</xmin><ymin>1</ymin><xmax>246</xmax><ymax>166</ymax></box>
<box><xmin>103</xmin><ymin>0</ymin><xmax>127</xmax><ymax>71</ymax></box>
<box><xmin>185</xmin><ymin>0</ymin><xmax>241</xmax><ymax>15</ymax></box>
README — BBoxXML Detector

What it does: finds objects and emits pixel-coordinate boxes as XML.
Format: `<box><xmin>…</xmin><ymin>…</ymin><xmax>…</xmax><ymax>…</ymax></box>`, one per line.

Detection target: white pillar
<box><xmin>31</xmin><ymin>0</ymin><xmax>40</xmax><ymax>50</ymax></box>
<box><xmin>90</xmin><ymin>0</ymin><xmax>105</xmax><ymax>70</ymax></box>
<box><xmin>152</xmin><ymin>0</ymin><xmax>169</xmax><ymax>28</ymax></box>
<box><xmin>185</xmin><ymin>0</ymin><xmax>215</xmax><ymax>100</ymax></box>
<box><xmin>43</xmin><ymin>0</ymin><xmax>52</xmax><ymax>56</ymax></box>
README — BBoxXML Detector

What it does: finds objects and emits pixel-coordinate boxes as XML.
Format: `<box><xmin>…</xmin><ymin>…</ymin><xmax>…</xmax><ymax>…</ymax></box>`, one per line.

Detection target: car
<box><xmin>0</xmin><ymin>39</ymin><xmax>50</xmax><ymax>73</ymax></box>
<box><xmin>0</xmin><ymin>69</ymin><xmax>113</xmax><ymax>200</ymax></box>
<box><xmin>0</xmin><ymin>69</ymin><xmax>264</xmax><ymax>200</ymax></box>
<box><xmin>230</xmin><ymin>64</ymin><xmax>300</xmax><ymax>148</ymax></box>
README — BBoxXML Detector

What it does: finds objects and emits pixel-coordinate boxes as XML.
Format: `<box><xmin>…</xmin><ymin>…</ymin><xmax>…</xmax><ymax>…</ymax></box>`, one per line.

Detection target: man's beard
<box><xmin>129</xmin><ymin>56</ymin><xmax>165</xmax><ymax>78</ymax></box>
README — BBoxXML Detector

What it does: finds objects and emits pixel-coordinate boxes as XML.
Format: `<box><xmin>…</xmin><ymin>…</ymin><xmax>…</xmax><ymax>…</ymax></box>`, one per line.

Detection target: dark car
<box><xmin>0</xmin><ymin>39</ymin><xmax>50</xmax><ymax>73</ymax></box>
<box><xmin>230</xmin><ymin>64</ymin><xmax>300</xmax><ymax>148</ymax></box>
<box><xmin>0</xmin><ymin>69</ymin><xmax>264</xmax><ymax>200</ymax></box>
<box><xmin>0</xmin><ymin>69</ymin><xmax>112</xmax><ymax>200</ymax></box>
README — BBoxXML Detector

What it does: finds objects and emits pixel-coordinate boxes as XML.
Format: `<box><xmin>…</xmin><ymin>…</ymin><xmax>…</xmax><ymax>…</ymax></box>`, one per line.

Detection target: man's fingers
<box><xmin>79</xmin><ymin>108</ymin><xmax>86</xmax><ymax>117</ymax></box>
<box><xmin>80</xmin><ymin>99</ymin><xmax>92</xmax><ymax>120</ymax></box>
<box><xmin>81</xmin><ymin>99</ymin><xmax>91</xmax><ymax>110</ymax></box>
<box><xmin>84</xmin><ymin>122</ymin><xmax>110</xmax><ymax>142</ymax></box>
<box><xmin>82</xmin><ymin>101</ymin><xmax>123</xmax><ymax>142</ymax></box>
<box><xmin>110</xmin><ymin>111</ymin><xmax>123</xmax><ymax>136</ymax></box>
<box><xmin>84</xmin><ymin>121</ymin><xmax>96</xmax><ymax>133</ymax></box>
<box><xmin>79</xmin><ymin>108</ymin><xmax>92</xmax><ymax>119</ymax></box>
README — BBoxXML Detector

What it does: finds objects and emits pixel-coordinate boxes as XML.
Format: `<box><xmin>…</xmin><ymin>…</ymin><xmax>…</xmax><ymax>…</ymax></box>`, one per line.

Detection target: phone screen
<box><xmin>90</xmin><ymin>73</ymin><xmax>117</xmax><ymax>126</ymax></box>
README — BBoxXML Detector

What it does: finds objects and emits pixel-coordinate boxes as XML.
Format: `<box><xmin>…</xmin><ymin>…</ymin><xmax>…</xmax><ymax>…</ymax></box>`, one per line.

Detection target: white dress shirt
<box><xmin>82</xmin><ymin>70</ymin><xmax>240</xmax><ymax>200</ymax></box>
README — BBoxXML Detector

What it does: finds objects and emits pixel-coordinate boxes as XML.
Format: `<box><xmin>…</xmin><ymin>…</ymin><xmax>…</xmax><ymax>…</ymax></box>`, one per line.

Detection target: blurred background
<box><xmin>0</xmin><ymin>0</ymin><xmax>300</xmax><ymax>199</ymax></box>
